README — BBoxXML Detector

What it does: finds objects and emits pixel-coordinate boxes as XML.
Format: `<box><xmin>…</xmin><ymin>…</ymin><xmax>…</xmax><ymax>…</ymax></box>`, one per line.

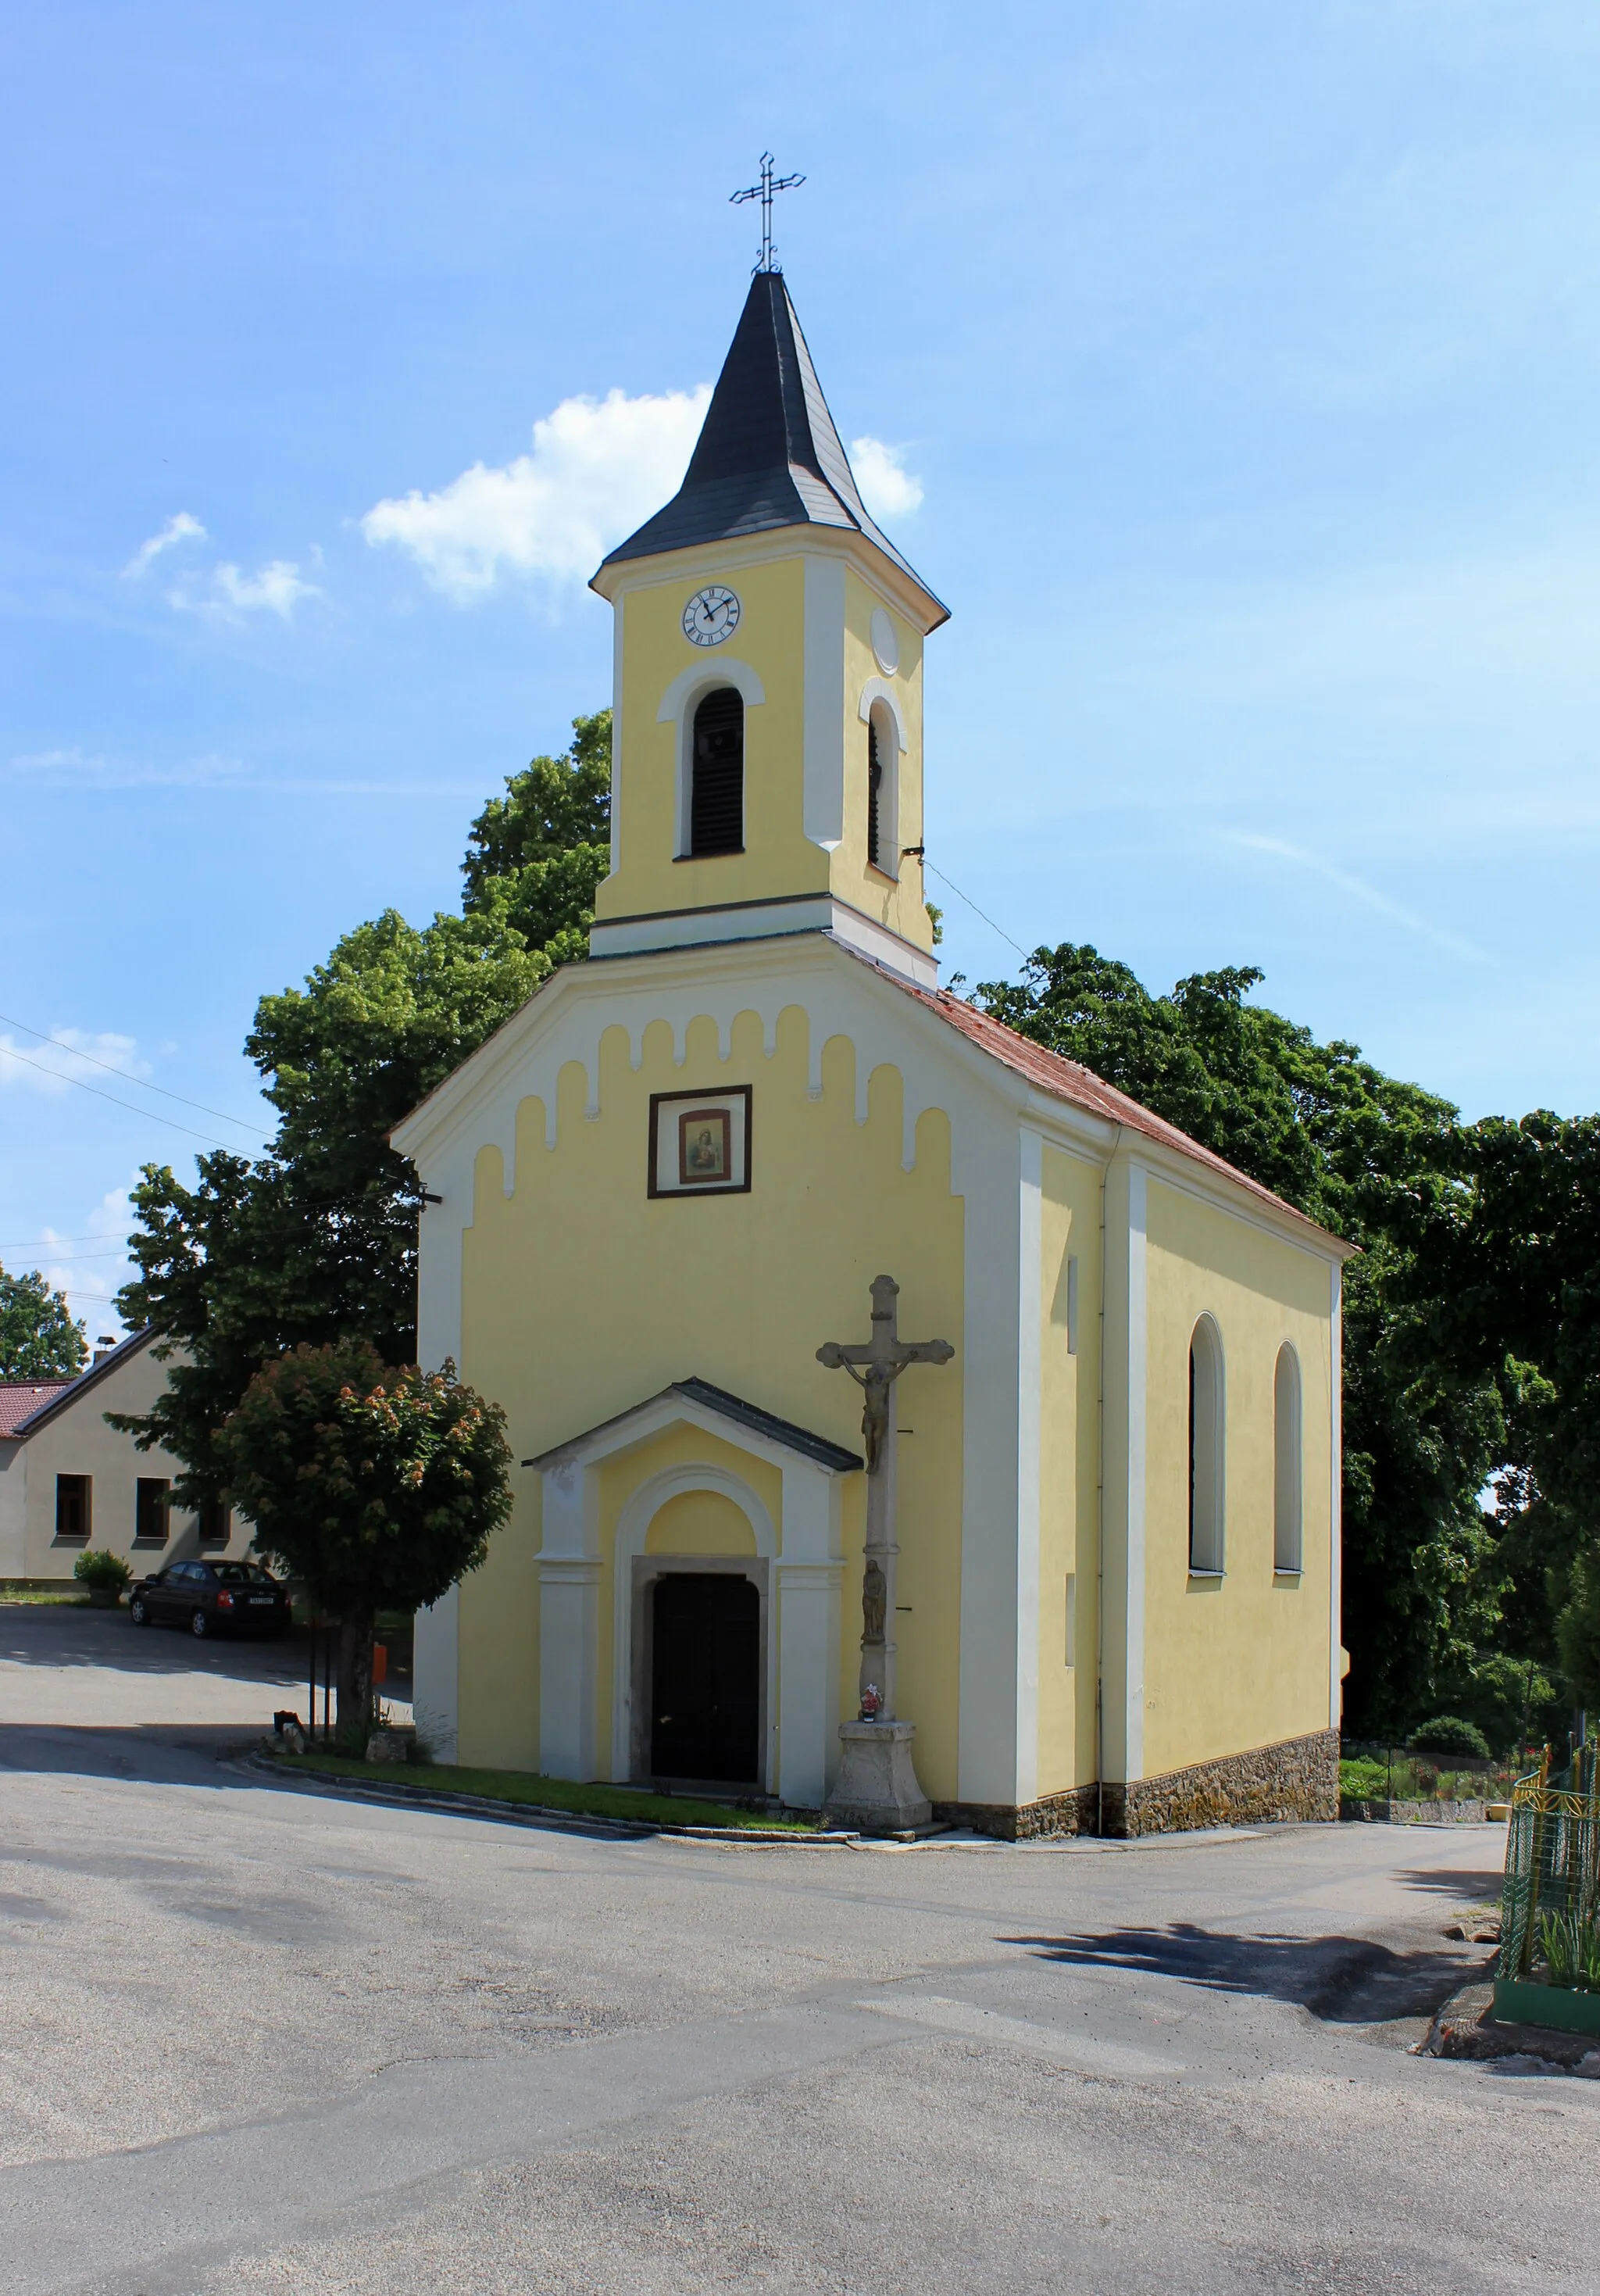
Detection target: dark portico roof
<box><xmin>597</xmin><ymin>271</ymin><xmax>947</xmax><ymax>624</ymax></box>
<box><xmin>524</xmin><ymin>1375</ymin><xmax>862</xmax><ymax>1475</ymax></box>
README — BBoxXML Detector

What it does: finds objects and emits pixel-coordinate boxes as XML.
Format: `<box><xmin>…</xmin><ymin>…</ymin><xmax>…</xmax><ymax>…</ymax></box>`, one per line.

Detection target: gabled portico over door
<box><xmin>526</xmin><ymin>1379</ymin><xmax>861</xmax><ymax>1809</ymax></box>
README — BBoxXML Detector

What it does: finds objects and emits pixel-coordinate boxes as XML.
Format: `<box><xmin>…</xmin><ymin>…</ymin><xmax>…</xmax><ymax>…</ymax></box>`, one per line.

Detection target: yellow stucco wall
<box><xmin>1141</xmin><ymin>1176</ymin><xmax>1333</xmax><ymax>1777</ymax></box>
<box><xmin>593</xmin><ymin>539</ymin><xmax>933</xmax><ymax>960</ymax></box>
<box><xmin>454</xmin><ymin>1000</ymin><xmax>966</xmax><ymax>1792</ymax></box>
<box><xmin>595</xmin><ymin>553</ymin><xmax>824</xmax><ymax>924</ymax></box>
<box><xmin>838</xmin><ymin>567</ymin><xmax>928</xmax><ymax>952</ymax></box>
<box><xmin>1037</xmin><ymin>1144</ymin><xmax>1104</xmax><ymax>1797</ymax></box>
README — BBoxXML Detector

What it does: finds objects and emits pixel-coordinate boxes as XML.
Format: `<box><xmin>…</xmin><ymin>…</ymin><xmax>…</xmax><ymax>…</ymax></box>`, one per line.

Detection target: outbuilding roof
<box><xmin>0</xmin><ymin>1329</ymin><xmax>155</xmax><ymax>1439</ymax></box>
<box><xmin>596</xmin><ymin>271</ymin><xmax>948</xmax><ymax>624</ymax></box>
<box><xmin>0</xmin><ymin>1381</ymin><xmax>74</xmax><ymax>1439</ymax></box>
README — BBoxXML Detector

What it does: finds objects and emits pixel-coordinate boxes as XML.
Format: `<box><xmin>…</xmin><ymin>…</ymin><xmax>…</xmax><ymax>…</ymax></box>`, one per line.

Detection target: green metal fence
<box><xmin>1498</xmin><ymin>1743</ymin><xmax>1600</xmax><ymax>1986</ymax></box>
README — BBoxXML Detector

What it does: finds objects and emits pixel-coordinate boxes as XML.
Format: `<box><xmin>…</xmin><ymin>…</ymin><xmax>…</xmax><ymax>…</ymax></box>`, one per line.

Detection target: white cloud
<box><xmin>123</xmin><ymin>511</ymin><xmax>206</xmax><ymax>578</ymax></box>
<box><xmin>1225</xmin><ymin>833</ymin><xmax>1490</xmax><ymax>964</ymax></box>
<box><xmin>34</xmin><ymin>1185</ymin><xmax>141</xmax><ymax>1343</ymax></box>
<box><xmin>0</xmin><ymin>1030</ymin><xmax>149</xmax><ymax>1096</ymax></box>
<box><xmin>7</xmin><ymin>747</ymin><xmax>248</xmax><ymax>789</ymax></box>
<box><xmin>171</xmin><ymin>559</ymin><xmax>321</xmax><ymax>621</ymax></box>
<box><xmin>849</xmin><ymin>437</ymin><xmax>924</xmax><ymax>520</ymax></box>
<box><xmin>362</xmin><ymin>386</ymin><xmax>713</xmax><ymax>601</ymax></box>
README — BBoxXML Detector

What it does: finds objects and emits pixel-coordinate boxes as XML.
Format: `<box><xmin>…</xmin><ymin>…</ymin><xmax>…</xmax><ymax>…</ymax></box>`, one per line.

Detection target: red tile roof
<box><xmin>0</xmin><ymin>1382</ymin><xmax>74</xmax><ymax>1438</ymax></box>
<box><xmin>872</xmin><ymin>963</ymin><xmax>1346</xmax><ymax>1247</ymax></box>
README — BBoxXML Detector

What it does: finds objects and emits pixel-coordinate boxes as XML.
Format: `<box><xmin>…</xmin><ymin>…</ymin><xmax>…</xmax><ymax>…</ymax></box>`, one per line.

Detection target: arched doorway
<box><xmin>648</xmin><ymin>1571</ymin><xmax>761</xmax><ymax>1784</ymax></box>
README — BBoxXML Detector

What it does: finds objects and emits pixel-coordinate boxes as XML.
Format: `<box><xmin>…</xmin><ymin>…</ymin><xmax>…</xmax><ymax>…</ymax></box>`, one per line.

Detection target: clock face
<box><xmin>682</xmin><ymin>585</ymin><xmax>741</xmax><ymax>648</ymax></box>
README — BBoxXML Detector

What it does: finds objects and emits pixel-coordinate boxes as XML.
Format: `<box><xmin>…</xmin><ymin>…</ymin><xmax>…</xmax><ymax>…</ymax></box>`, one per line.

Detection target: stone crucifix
<box><xmin>818</xmin><ymin>1274</ymin><xmax>953</xmax><ymax>1727</ymax></box>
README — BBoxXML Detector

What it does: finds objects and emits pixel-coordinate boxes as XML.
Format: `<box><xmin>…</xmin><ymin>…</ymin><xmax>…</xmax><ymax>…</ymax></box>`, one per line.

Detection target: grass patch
<box><xmin>267</xmin><ymin>1751</ymin><xmax>818</xmax><ymax>1832</ymax></box>
<box><xmin>0</xmin><ymin>1587</ymin><xmax>90</xmax><ymax>1606</ymax></box>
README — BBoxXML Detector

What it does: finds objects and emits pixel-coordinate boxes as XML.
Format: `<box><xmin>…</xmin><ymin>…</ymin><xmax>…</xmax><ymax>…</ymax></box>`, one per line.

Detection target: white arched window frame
<box><xmin>1273</xmin><ymin>1343</ymin><xmax>1303</xmax><ymax>1574</ymax></box>
<box><xmin>656</xmin><ymin>658</ymin><xmax>766</xmax><ymax>860</ymax></box>
<box><xmin>857</xmin><ymin>679</ymin><xmax>905</xmax><ymax>880</ymax></box>
<box><xmin>1188</xmin><ymin>1314</ymin><xmax>1226</xmax><ymax>1575</ymax></box>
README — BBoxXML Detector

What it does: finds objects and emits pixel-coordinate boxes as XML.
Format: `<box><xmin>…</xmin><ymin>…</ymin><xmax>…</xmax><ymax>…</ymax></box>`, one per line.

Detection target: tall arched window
<box><xmin>1188</xmin><ymin>1314</ymin><xmax>1225</xmax><ymax>1574</ymax></box>
<box><xmin>689</xmin><ymin>688</ymin><xmax>743</xmax><ymax>857</ymax></box>
<box><xmin>1273</xmin><ymin>1343</ymin><xmax>1302</xmax><ymax>1573</ymax></box>
<box><xmin>867</xmin><ymin>715</ymin><xmax>884</xmax><ymax>871</ymax></box>
<box><xmin>866</xmin><ymin>699</ymin><xmax>898</xmax><ymax>876</ymax></box>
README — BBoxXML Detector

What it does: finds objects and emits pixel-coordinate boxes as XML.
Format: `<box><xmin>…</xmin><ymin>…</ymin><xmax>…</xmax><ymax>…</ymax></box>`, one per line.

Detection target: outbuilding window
<box><xmin>1188</xmin><ymin>1316</ymin><xmax>1225</xmax><ymax>1575</ymax></box>
<box><xmin>689</xmin><ymin>688</ymin><xmax>744</xmax><ymax>857</ymax></box>
<box><xmin>1273</xmin><ymin>1343</ymin><xmax>1303</xmax><ymax>1573</ymax></box>
<box><xmin>55</xmin><ymin>1473</ymin><xmax>91</xmax><ymax>1543</ymax></box>
<box><xmin>135</xmin><ymin>1477</ymin><xmax>170</xmax><ymax>1544</ymax></box>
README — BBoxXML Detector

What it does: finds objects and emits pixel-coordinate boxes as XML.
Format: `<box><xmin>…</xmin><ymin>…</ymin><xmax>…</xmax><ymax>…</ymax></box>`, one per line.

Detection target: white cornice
<box><xmin>589</xmin><ymin>526</ymin><xmax>946</xmax><ymax>637</ymax></box>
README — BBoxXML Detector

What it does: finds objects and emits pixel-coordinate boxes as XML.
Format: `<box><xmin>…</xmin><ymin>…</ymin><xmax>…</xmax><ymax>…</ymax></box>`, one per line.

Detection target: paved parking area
<box><xmin>0</xmin><ymin>1600</ymin><xmax>409</xmax><ymax>1735</ymax></box>
<box><xmin>0</xmin><ymin>1702</ymin><xmax>1593</xmax><ymax>2296</ymax></box>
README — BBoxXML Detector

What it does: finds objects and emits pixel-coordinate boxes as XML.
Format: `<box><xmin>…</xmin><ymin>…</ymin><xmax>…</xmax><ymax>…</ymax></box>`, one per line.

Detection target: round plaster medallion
<box><xmin>870</xmin><ymin>608</ymin><xmax>899</xmax><ymax>677</ymax></box>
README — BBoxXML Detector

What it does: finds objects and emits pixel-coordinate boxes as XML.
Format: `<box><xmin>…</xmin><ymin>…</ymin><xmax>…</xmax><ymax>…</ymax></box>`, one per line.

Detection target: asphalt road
<box><xmin>0</xmin><ymin>1618</ymin><xmax>1594</xmax><ymax>2294</ymax></box>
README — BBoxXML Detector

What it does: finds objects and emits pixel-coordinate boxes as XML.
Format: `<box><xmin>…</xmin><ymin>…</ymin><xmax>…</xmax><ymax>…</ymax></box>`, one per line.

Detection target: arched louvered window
<box><xmin>1273</xmin><ymin>1343</ymin><xmax>1303</xmax><ymax>1573</ymax></box>
<box><xmin>866</xmin><ymin>699</ymin><xmax>898</xmax><ymax>877</ymax></box>
<box><xmin>1188</xmin><ymin>1314</ymin><xmax>1225</xmax><ymax>1574</ymax></box>
<box><xmin>689</xmin><ymin>688</ymin><xmax>744</xmax><ymax>857</ymax></box>
<box><xmin>867</xmin><ymin>715</ymin><xmax>884</xmax><ymax>871</ymax></box>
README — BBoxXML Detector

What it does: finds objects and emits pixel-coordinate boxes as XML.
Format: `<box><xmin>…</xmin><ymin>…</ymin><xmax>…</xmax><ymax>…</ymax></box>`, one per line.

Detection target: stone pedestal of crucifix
<box><xmin>816</xmin><ymin>1275</ymin><xmax>953</xmax><ymax>1833</ymax></box>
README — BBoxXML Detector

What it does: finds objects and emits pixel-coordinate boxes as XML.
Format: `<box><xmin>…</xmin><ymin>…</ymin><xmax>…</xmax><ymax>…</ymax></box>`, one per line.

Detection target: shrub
<box><xmin>1539</xmin><ymin>1911</ymin><xmax>1600</xmax><ymax>1993</ymax></box>
<box><xmin>1339</xmin><ymin>1757</ymin><xmax>1389</xmax><ymax>1800</ymax></box>
<box><xmin>1410</xmin><ymin>1715</ymin><xmax>1491</xmax><ymax>1758</ymax></box>
<box><xmin>72</xmin><ymin>1550</ymin><xmax>131</xmax><ymax>1593</ymax></box>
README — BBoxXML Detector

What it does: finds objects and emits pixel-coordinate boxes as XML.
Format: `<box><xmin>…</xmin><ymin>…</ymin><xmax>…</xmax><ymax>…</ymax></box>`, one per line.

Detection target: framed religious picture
<box><xmin>648</xmin><ymin>1085</ymin><xmax>752</xmax><ymax>1199</ymax></box>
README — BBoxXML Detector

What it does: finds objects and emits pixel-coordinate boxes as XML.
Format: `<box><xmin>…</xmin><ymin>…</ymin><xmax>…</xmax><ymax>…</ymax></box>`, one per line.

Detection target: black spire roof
<box><xmin>598</xmin><ymin>272</ymin><xmax>946</xmax><ymax>620</ymax></box>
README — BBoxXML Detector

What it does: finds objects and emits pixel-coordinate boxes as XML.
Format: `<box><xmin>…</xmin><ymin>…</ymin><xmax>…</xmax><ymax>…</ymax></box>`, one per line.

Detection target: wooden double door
<box><xmin>648</xmin><ymin>1571</ymin><xmax>760</xmax><ymax>1786</ymax></box>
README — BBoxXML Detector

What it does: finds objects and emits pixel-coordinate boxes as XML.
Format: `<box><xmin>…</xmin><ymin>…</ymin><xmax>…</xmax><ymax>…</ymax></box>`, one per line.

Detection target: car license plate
<box><xmin>248</xmin><ymin>1597</ymin><xmax>274</xmax><ymax>1606</ymax></box>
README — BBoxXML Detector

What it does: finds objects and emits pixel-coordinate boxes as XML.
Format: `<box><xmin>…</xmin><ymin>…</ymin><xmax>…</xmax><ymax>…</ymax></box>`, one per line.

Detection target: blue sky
<box><xmin>4</xmin><ymin>2</ymin><xmax>1598</xmax><ymax>1340</ymax></box>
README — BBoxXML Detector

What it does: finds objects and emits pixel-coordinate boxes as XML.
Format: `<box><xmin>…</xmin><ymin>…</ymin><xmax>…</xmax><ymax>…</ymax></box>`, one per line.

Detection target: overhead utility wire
<box><xmin>0</xmin><ymin>1041</ymin><xmax>256</xmax><ymax>1151</ymax></box>
<box><xmin>921</xmin><ymin>860</ymin><xmax>1032</xmax><ymax>963</ymax></box>
<box><xmin>0</xmin><ymin>1247</ymin><xmax>134</xmax><ymax>1266</ymax></box>
<box><xmin>0</xmin><ymin>1010</ymin><xmax>268</xmax><ymax>1137</ymax></box>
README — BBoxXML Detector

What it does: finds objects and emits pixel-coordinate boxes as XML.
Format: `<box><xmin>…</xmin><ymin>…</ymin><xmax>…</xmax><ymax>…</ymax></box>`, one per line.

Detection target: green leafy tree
<box><xmin>462</xmin><ymin>710</ymin><xmax>611</xmax><ymax>964</ymax></box>
<box><xmin>115</xmin><ymin>713</ymin><xmax>612</xmax><ymax>1493</ymax></box>
<box><xmin>0</xmin><ymin>1264</ymin><xmax>88</xmax><ymax>1379</ymax></box>
<box><xmin>1555</xmin><ymin>1549</ymin><xmax>1600</xmax><ymax>1715</ymax></box>
<box><xmin>217</xmin><ymin>1339</ymin><xmax>512</xmax><ymax>1734</ymax></box>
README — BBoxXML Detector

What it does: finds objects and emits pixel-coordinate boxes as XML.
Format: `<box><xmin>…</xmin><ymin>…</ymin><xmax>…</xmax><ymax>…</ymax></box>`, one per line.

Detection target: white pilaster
<box><xmin>802</xmin><ymin>554</ymin><xmax>846</xmax><ymax>849</ymax></box>
<box><xmin>1329</xmin><ymin>1259</ymin><xmax>1344</xmax><ymax>1729</ymax></box>
<box><xmin>774</xmin><ymin>1561</ymin><xmax>843</xmax><ymax>1805</ymax></box>
<box><xmin>538</xmin><ymin>1559</ymin><xmax>601</xmax><ymax>1781</ymax></box>
<box><xmin>1098</xmin><ymin>1156</ymin><xmax>1148</xmax><ymax>1785</ymax></box>
<box><xmin>1014</xmin><ymin>1128</ymin><xmax>1044</xmax><ymax>1807</ymax></box>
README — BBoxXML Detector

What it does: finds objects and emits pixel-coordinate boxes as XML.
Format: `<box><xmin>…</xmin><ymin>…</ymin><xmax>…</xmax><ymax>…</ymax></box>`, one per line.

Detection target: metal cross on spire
<box><xmin>730</xmin><ymin>152</ymin><xmax>805</xmax><ymax>274</ymax></box>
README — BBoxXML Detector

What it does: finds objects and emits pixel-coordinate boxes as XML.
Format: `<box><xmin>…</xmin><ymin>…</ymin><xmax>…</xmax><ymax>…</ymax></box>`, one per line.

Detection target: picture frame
<box><xmin>648</xmin><ymin>1085</ymin><xmax>752</xmax><ymax>1199</ymax></box>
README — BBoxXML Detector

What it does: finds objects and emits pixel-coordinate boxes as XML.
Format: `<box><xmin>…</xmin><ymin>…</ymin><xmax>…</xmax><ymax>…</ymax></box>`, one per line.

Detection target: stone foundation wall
<box><xmin>932</xmin><ymin>1783</ymin><xmax>1098</xmax><ymax>1843</ymax></box>
<box><xmin>1102</xmin><ymin>1728</ymin><xmax>1340</xmax><ymax>1838</ymax></box>
<box><xmin>934</xmin><ymin>1729</ymin><xmax>1339</xmax><ymax>1843</ymax></box>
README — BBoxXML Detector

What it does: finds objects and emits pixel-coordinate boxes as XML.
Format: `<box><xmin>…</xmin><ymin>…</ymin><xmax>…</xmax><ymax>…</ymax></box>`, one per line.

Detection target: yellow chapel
<box><xmin>394</xmin><ymin>266</ymin><xmax>1354</xmax><ymax>1836</ymax></box>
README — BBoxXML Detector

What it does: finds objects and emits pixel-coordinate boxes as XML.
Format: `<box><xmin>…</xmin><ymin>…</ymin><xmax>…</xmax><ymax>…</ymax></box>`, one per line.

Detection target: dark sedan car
<box><xmin>129</xmin><ymin>1558</ymin><xmax>292</xmax><ymax>1639</ymax></box>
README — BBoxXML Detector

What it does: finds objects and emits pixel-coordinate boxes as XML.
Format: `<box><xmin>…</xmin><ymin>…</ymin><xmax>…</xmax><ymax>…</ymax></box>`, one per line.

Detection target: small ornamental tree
<box><xmin>218</xmin><ymin>1339</ymin><xmax>512</xmax><ymax>1741</ymax></box>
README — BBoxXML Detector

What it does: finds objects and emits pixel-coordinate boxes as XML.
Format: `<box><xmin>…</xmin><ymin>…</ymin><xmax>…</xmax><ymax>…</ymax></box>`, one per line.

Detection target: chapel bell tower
<box><xmin>587</xmin><ymin>270</ymin><xmax>949</xmax><ymax>989</ymax></box>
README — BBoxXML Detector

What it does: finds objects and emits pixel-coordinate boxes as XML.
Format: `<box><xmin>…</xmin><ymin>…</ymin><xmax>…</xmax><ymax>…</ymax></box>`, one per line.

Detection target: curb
<box><xmin>233</xmin><ymin>1751</ymin><xmax>862</xmax><ymax>1847</ymax></box>
<box><xmin>1414</xmin><ymin>1979</ymin><xmax>1600</xmax><ymax>2076</ymax></box>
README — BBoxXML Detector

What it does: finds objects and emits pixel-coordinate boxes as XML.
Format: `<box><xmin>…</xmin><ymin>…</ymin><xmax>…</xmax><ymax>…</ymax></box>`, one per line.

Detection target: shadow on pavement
<box><xmin>1394</xmin><ymin>1863</ymin><xmax>1503</xmax><ymax>1901</ymax></box>
<box><xmin>1005</xmin><ymin>1921</ymin><xmax>1486</xmax><ymax>2022</ymax></box>
<box><xmin>0</xmin><ymin>1722</ymin><xmax>270</xmax><ymax>1790</ymax></box>
<box><xmin>0</xmin><ymin>1607</ymin><xmax>306</xmax><ymax>1683</ymax></box>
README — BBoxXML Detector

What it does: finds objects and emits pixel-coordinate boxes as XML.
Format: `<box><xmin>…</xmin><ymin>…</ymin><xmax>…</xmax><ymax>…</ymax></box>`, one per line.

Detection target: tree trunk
<box><xmin>336</xmin><ymin>1609</ymin><xmax>377</xmax><ymax>1751</ymax></box>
